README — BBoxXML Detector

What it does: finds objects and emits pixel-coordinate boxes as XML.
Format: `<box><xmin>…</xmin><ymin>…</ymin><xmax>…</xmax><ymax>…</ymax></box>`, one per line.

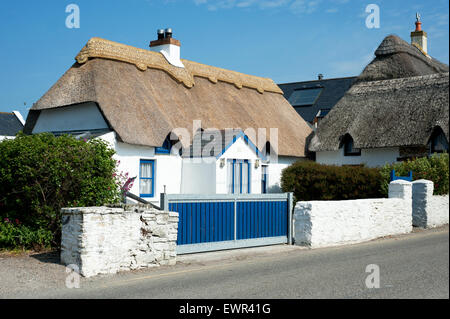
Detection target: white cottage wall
<box><xmin>181</xmin><ymin>160</ymin><xmax>216</xmax><ymax>194</ymax></box>
<box><xmin>217</xmin><ymin>136</ymin><xmax>262</xmax><ymax>194</ymax></box>
<box><xmin>267</xmin><ymin>156</ymin><xmax>302</xmax><ymax>193</ymax></box>
<box><xmin>100</xmin><ymin>132</ymin><xmax>182</xmax><ymax>206</ymax></box>
<box><xmin>316</xmin><ymin>147</ymin><xmax>400</xmax><ymax>167</ymax></box>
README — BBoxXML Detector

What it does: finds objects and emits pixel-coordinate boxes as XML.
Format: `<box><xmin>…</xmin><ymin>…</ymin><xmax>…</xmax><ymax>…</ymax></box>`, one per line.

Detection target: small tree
<box><xmin>0</xmin><ymin>133</ymin><xmax>123</xmax><ymax>249</ymax></box>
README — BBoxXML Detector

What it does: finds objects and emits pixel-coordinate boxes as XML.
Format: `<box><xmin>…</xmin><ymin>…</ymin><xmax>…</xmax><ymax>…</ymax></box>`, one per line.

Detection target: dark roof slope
<box><xmin>0</xmin><ymin>112</ymin><xmax>24</xmax><ymax>136</ymax></box>
<box><xmin>278</xmin><ymin>77</ymin><xmax>356</xmax><ymax>123</ymax></box>
<box><xmin>183</xmin><ymin>129</ymin><xmax>246</xmax><ymax>158</ymax></box>
<box><xmin>357</xmin><ymin>35</ymin><xmax>449</xmax><ymax>83</ymax></box>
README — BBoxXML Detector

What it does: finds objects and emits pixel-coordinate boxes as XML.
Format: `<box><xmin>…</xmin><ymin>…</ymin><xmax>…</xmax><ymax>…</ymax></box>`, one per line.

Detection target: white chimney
<box><xmin>411</xmin><ymin>13</ymin><xmax>428</xmax><ymax>54</ymax></box>
<box><xmin>149</xmin><ymin>28</ymin><xmax>185</xmax><ymax>68</ymax></box>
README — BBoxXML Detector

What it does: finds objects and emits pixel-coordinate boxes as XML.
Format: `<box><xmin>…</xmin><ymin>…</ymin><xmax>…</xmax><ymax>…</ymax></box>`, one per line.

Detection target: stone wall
<box><xmin>61</xmin><ymin>205</ymin><xmax>178</xmax><ymax>277</ymax></box>
<box><xmin>293</xmin><ymin>180</ymin><xmax>413</xmax><ymax>248</ymax></box>
<box><xmin>412</xmin><ymin>180</ymin><xmax>449</xmax><ymax>228</ymax></box>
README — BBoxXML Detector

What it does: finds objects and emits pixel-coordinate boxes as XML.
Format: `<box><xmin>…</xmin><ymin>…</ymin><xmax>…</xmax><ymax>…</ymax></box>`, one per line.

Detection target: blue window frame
<box><xmin>155</xmin><ymin>138</ymin><xmax>171</xmax><ymax>154</ymax></box>
<box><xmin>228</xmin><ymin>159</ymin><xmax>251</xmax><ymax>194</ymax></box>
<box><xmin>139</xmin><ymin>160</ymin><xmax>155</xmax><ymax>198</ymax></box>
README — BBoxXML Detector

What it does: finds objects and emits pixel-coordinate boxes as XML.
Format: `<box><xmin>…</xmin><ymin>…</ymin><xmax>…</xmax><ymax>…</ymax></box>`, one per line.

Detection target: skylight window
<box><xmin>288</xmin><ymin>88</ymin><xmax>323</xmax><ymax>106</ymax></box>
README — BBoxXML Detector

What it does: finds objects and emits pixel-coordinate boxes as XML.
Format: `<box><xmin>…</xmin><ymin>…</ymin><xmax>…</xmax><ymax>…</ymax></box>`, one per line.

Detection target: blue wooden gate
<box><xmin>161</xmin><ymin>193</ymin><xmax>293</xmax><ymax>254</ymax></box>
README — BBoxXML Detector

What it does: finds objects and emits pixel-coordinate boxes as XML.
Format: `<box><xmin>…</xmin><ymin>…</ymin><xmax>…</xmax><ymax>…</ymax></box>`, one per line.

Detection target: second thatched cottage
<box><xmin>309</xmin><ymin>18</ymin><xmax>449</xmax><ymax>167</ymax></box>
<box><xmin>24</xmin><ymin>29</ymin><xmax>312</xmax><ymax>206</ymax></box>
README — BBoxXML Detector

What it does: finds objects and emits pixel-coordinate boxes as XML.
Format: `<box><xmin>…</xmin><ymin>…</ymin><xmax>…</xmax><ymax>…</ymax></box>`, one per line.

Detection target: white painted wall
<box><xmin>412</xmin><ymin>179</ymin><xmax>449</xmax><ymax>228</ymax></box>
<box><xmin>293</xmin><ymin>180</ymin><xmax>413</xmax><ymax>248</ymax></box>
<box><xmin>61</xmin><ymin>207</ymin><xmax>178</xmax><ymax>277</ymax></box>
<box><xmin>32</xmin><ymin>102</ymin><xmax>109</xmax><ymax>133</ymax></box>
<box><xmin>217</xmin><ymin>136</ymin><xmax>262</xmax><ymax>194</ymax></box>
<box><xmin>99</xmin><ymin>133</ymin><xmax>303</xmax><ymax>204</ymax></box>
<box><xmin>267</xmin><ymin>156</ymin><xmax>302</xmax><ymax>193</ymax></box>
<box><xmin>316</xmin><ymin>147</ymin><xmax>400</xmax><ymax>167</ymax></box>
<box><xmin>0</xmin><ymin>136</ymin><xmax>14</xmax><ymax>141</ymax></box>
<box><xmin>181</xmin><ymin>160</ymin><xmax>216</xmax><ymax>194</ymax></box>
<box><xmin>100</xmin><ymin>132</ymin><xmax>182</xmax><ymax>206</ymax></box>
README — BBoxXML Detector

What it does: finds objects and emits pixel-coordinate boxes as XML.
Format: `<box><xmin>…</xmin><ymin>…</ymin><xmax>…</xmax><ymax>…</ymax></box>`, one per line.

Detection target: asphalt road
<box><xmin>4</xmin><ymin>227</ymin><xmax>449</xmax><ymax>299</ymax></box>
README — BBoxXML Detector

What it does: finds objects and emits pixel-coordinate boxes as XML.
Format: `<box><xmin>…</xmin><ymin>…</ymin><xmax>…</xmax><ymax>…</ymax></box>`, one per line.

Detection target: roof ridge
<box><xmin>350</xmin><ymin>72</ymin><xmax>449</xmax><ymax>94</ymax></box>
<box><xmin>278</xmin><ymin>76</ymin><xmax>357</xmax><ymax>86</ymax></box>
<box><xmin>75</xmin><ymin>37</ymin><xmax>283</xmax><ymax>94</ymax></box>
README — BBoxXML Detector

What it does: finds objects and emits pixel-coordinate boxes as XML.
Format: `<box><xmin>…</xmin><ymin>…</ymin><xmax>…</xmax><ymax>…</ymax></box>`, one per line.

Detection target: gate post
<box><xmin>288</xmin><ymin>192</ymin><xmax>293</xmax><ymax>245</ymax></box>
<box><xmin>160</xmin><ymin>193</ymin><xmax>169</xmax><ymax>211</ymax></box>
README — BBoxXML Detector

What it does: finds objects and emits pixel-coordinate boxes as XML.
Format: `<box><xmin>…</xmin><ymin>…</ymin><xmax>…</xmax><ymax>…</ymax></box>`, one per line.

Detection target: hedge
<box><xmin>380</xmin><ymin>153</ymin><xmax>449</xmax><ymax>196</ymax></box>
<box><xmin>281</xmin><ymin>161</ymin><xmax>384</xmax><ymax>202</ymax></box>
<box><xmin>281</xmin><ymin>154</ymin><xmax>449</xmax><ymax>203</ymax></box>
<box><xmin>0</xmin><ymin>133</ymin><xmax>123</xmax><ymax>249</ymax></box>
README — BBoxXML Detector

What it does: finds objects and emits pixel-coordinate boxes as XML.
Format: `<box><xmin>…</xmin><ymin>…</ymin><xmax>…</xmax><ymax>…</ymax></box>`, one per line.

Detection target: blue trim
<box><xmin>232</xmin><ymin>159</ymin><xmax>236</xmax><ymax>194</ymax></box>
<box><xmin>230</xmin><ymin>159</ymin><xmax>251</xmax><ymax>194</ymax></box>
<box><xmin>239</xmin><ymin>162</ymin><xmax>243</xmax><ymax>194</ymax></box>
<box><xmin>155</xmin><ymin>147</ymin><xmax>170</xmax><ymax>154</ymax></box>
<box><xmin>139</xmin><ymin>159</ymin><xmax>155</xmax><ymax>198</ymax></box>
<box><xmin>216</xmin><ymin>130</ymin><xmax>267</xmax><ymax>161</ymax></box>
<box><xmin>155</xmin><ymin>138</ymin><xmax>171</xmax><ymax>154</ymax></box>
<box><xmin>247</xmin><ymin>160</ymin><xmax>251</xmax><ymax>193</ymax></box>
<box><xmin>390</xmin><ymin>169</ymin><xmax>413</xmax><ymax>182</ymax></box>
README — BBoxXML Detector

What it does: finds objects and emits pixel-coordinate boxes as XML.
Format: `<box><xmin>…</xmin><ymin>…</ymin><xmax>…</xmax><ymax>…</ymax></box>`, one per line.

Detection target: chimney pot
<box><xmin>318</xmin><ymin>74</ymin><xmax>324</xmax><ymax>80</ymax></box>
<box><xmin>157</xmin><ymin>29</ymin><xmax>165</xmax><ymax>40</ymax></box>
<box><xmin>149</xmin><ymin>27</ymin><xmax>184</xmax><ymax>68</ymax></box>
<box><xmin>165</xmin><ymin>28</ymin><xmax>173</xmax><ymax>39</ymax></box>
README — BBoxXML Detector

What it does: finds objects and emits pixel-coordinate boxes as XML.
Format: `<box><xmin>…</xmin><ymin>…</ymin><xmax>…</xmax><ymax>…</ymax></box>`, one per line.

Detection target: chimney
<box><xmin>318</xmin><ymin>74</ymin><xmax>324</xmax><ymax>81</ymax></box>
<box><xmin>411</xmin><ymin>13</ymin><xmax>428</xmax><ymax>54</ymax></box>
<box><xmin>149</xmin><ymin>28</ymin><xmax>184</xmax><ymax>68</ymax></box>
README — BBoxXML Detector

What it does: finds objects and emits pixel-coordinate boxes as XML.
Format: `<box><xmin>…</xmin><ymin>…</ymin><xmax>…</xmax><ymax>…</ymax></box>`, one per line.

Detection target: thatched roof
<box><xmin>309</xmin><ymin>35</ymin><xmax>449</xmax><ymax>152</ymax></box>
<box><xmin>358</xmin><ymin>35</ymin><xmax>449</xmax><ymax>83</ymax></box>
<box><xmin>25</xmin><ymin>38</ymin><xmax>312</xmax><ymax>157</ymax></box>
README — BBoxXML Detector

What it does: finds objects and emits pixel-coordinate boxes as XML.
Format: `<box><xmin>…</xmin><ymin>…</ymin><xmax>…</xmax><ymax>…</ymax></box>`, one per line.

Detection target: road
<box><xmin>3</xmin><ymin>227</ymin><xmax>449</xmax><ymax>299</ymax></box>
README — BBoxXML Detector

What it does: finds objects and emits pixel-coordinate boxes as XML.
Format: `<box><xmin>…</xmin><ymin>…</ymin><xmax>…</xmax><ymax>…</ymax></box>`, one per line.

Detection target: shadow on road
<box><xmin>30</xmin><ymin>250</ymin><xmax>61</xmax><ymax>265</ymax></box>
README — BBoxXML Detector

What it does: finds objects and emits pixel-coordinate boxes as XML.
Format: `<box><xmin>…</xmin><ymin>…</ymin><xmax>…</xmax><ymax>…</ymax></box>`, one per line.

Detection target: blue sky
<box><xmin>0</xmin><ymin>0</ymin><xmax>448</xmax><ymax>118</ymax></box>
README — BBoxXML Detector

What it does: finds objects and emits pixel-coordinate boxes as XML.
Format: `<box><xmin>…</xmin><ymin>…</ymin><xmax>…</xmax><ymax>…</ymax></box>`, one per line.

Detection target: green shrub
<box><xmin>0</xmin><ymin>219</ymin><xmax>53</xmax><ymax>250</ymax></box>
<box><xmin>281</xmin><ymin>161</ymin><xmax>384</xmax><ymax>202</ymax></box>
<box><xmin>380</xmin><ymin>153</ymin><xmax>449</xmax><ymax>196</ymax></box>
<box><xmin>0</xmin><ymin>133</ymin><xmax>122</xmax><ymax>249</ymax></box>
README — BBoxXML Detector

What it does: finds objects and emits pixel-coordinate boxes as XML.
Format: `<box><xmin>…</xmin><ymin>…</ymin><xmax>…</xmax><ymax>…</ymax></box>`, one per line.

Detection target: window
<box><xmin>155</xmin><ymin>137</ymin><xmax>172</xmax><ymax>154</ymax></box>
<box><xmin>140</xmin><ymin>160</ymin><xmax>155</xmax><ymax>197</ymax></box>
<box><xmin>288</xmin><ymin>88</ymin><xmax>323</xmax><ymax>106</ymax></box>
<box><xmin>341</xmin><ymin>134</ymin><xmax>361</xmax><ymax>156</ymax></box>
<box><xmin>261</xmin><ymin>165</ymin><xmax>268</xmax><ymax>194</ymax></box>
<box><xmin>227</xmin><ymin>159</ymin><xmax>251</xmax><ymax>194</ymax></box>
<box><xmin>429</xmin><ymin>127</ymin><xmax>449</xmax><ymax>154</ymax></box>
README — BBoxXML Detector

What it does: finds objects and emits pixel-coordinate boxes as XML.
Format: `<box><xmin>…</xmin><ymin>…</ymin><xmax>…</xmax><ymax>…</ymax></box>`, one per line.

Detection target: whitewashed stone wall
<box><xmin>412</xmin><ymin>180</ymin><xmax>449</xmax><ymax>228</ymax></box>
<box><xmin>61</xmin><ymin>205</ymin><xmax>178</xmax><ymax>277</ymax></box>
<box><xmin>293</xmin><ymin>180</ymin><xmax>413</xmax><ymax>248</ymax></box>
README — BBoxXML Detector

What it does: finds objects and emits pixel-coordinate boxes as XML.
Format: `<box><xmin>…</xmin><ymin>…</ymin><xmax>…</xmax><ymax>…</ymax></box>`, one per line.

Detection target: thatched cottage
<box><xmin>309</xmin><ymin>20</ymin><xmax>449</xmax><ymax>167</ymax></box>
<box><xmin>24</xmin><ymin>30</ymin><xmax>312</xmax><ymax>205</ymax></box>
